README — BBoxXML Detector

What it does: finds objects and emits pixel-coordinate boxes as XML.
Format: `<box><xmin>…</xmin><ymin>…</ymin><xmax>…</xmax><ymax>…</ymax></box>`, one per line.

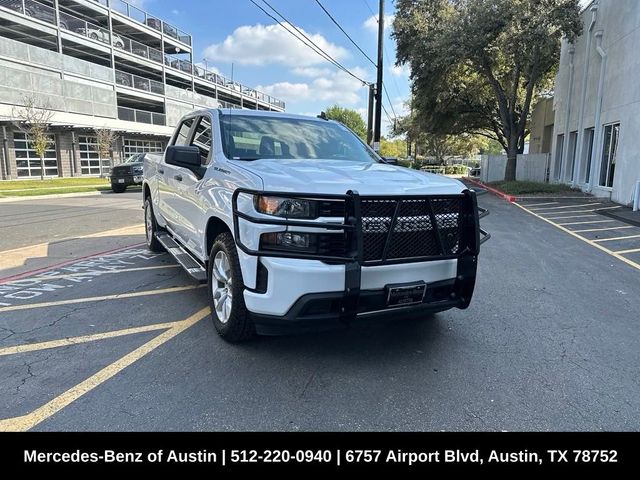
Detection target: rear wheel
<box><xmin>111</xmin><ymin>183</ymin><xmax>126</xmax><ymax>193</ymax></box>
<box><xmin>208</xmin><ymin>232</ymin><xmax>255</xmax><ymax>342</ymax></box>
<box><xmin>144</xmin><ymin>197</ymin><xmax>164</xmax><ymax>253</ymax></box>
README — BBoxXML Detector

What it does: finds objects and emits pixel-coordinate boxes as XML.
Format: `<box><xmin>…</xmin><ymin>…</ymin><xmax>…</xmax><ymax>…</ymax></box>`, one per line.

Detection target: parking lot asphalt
<box><xmin>1</xmin><ymin>192</ymin><xmax>639</xmax><ymax>431</ymax></box>
<box><xmin>0</xmin><ymin>189</ymin><xmax>144</xmax><ymax>279</ymax></box>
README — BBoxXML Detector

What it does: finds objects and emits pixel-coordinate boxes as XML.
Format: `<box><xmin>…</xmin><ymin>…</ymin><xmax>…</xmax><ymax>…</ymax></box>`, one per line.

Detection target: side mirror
<box><xmin>165</xmin><ymin>145</ymin><xmax>201</xmax><ymax>168</ymax></box>
<box><xmin>382</xmin><ymin>156</ymin><xmax>398</xmax><ymax>165</ymax></box>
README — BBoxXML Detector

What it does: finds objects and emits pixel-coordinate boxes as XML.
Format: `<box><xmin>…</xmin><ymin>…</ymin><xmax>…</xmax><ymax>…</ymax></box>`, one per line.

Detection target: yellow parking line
<box><xmin>573</xmin><ymin>226</ymin><xmax>634</xmax><ymax>233</ymax></box>
<box><xmin>515</xmin><ymin>203</ymin><xmax>640</xmax><ymax>271</ymax></box>
<box><xmin>557</xmin><ymin>220</ymin><xmax>615</xmax><ymax>226</ymax></box>
<box><xmin>0</xmin><ymin>307</ymin><xmax>210</xmax><ymax>432</ymax></box>
<box><xmin>10</xmin><ymin>264</ymin><xmax>180</xmax><ymax>282</ymax></box>
<box><xmin>594</xmin><ymin>234</ymin><xmax>640</xmax><ymax>243</ymax></box>
<box><xmin>0</xmin><ymin>321</ymin><xmax>181</xmax><ymax>356</ymax></box>
<box><xmin>545</xmin><ymin>214</ymin><xmax>598</xmax><ymax>220</ymax></box>
<box><xmin>528</xmin><ymin>203</ymin><xmax>602</xmax><ymax>211</ymax></box>
<box><xmin>616</xmin><ymin>248</ymin><xmax>640</xmax><ymax>255</ymax></box>
<box><xmin>0</xmin><ymin>285</ymin><xmax>204</xmax><ymax>314</ymax></box>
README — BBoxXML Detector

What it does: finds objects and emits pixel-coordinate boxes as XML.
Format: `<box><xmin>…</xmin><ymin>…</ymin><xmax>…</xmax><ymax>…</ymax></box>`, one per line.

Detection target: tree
<box><xmin>324</xmin><ymin>105</ymin><xmax>367</xmax><ymax>141</ymax></box>
<box><xmin>394</xmin><ymin>108</ymin><xmax>484</xmax><ymax>164</ymax></box>
<box><xmin>380</xmin><ymin>137</ymin><xmax>407</xmax><ymax>159</ymax></box>
<box><xmin>12</xmin><ymin>96</ymin><xmax>55</xmax><ymax>180</ymax></box>
<box><xmin>393</xmin><ymin>0</ymin><xmax>582</xmax><ymax>180</ymax></box>
<box><xmin>95</xmin><ymin>127</ymin><xmax>118</xmax><ymax>175</ymax></box>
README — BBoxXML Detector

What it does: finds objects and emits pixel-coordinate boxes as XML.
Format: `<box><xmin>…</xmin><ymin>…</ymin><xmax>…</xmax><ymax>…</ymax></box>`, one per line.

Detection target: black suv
<box><xmin>109</xmin><ymin>153</ymin><xmax>144</xmax><ymax>193</ymax></box>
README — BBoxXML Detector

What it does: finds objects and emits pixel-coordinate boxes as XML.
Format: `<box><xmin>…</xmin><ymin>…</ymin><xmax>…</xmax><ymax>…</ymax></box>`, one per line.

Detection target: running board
<box><xmin>155</xmin><ymin>232</ymin><xmax>207</xmax><ymax>283</ymax></box>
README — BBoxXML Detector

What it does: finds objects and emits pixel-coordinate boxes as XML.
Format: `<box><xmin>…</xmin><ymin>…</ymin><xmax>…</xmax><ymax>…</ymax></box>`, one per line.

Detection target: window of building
<box><xmin>174</xmin><ymin>118</ymin><xmax>195</xmax><ymax>146</ymax></box>
<box><xmin>191</xmin><ymin>116</ymin><xmax>212</xmax><ymax>163</ymax></box>
<box><xmin>78</xmin><ymin>136</ymin><xmax>111</xmax><ymax>176</ymax></box>
<box><xmin>13</xmin><ymin>132</ymin><xmax>58</xmax><ymax>178</ymax></box>
<box><xmin>553</xmin><ymin>134</ymin><xmax>564</xmax><ymax>181</ymax></box>
<box><xmin>599</xmin><ymin>123</ymin><xmax>620</xmax><ymax>188</ymax></box>
<box><xmin>582</xmin><ymin>128</ymin><xmax>594</xmax><ymax>184</ymax></box>
<box><xmin>567</xmin><ymin>131</ymin><xmax>578</xmax><ymax>182</ymax></box>
<box><xmin>122</xmin><ymin>139</ymin><xmax>165</xmax><ymax>157</ymax></box>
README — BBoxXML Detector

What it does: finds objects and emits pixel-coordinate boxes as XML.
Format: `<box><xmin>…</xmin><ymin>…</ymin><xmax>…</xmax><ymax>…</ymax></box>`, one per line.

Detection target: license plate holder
<box><xmin>386</xmin><ymin>282</ymin><xmax>427</xmax><ymax>307</ymax></box>
<box><xmin>117</xmin><ymin>178</ymin><xmax>125</xmax><ymax>183</ymax></box>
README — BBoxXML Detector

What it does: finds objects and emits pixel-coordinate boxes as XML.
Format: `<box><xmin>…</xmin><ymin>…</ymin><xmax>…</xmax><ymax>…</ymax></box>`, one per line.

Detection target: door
<box><xmin>167</xmin><ymin>115</ymin><xmax>214</xmax><ymax>258</ymax></box>
<box><xmin>158</xmin><ymin>117</ymin><xmax>195</xmax><ymax>236</ymax></box>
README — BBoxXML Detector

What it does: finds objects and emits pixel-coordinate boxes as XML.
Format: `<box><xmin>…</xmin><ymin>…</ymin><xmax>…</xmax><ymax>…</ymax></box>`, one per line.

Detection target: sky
<box><xmin>128</xmin><ymin>0</ymin><xmax>410</xmax><ymax>135</ymax></box>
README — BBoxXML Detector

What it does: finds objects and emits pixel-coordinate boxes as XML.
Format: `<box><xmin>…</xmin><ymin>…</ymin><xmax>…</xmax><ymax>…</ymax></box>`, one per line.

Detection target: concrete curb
<box><xmin>464</xmin><ymin>178</ymin><xmax>516</xmax><ymax>203</ymax></box>
<box><xmin>0</xmin><ymin>190</ymin><xmax>114</xmax><ymax>203</ymax></box>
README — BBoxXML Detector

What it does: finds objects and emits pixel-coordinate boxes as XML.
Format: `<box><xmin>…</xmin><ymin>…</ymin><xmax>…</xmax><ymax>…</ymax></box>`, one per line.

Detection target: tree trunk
<box><xmin>40</xmin><ymin>155</ymin><xmax>44</xmax><ymax>181</ymax></box>
<box><xmin>504</xmin><ymin>139</ymin><xmax>518</xmax><ymax>182</ymax></box>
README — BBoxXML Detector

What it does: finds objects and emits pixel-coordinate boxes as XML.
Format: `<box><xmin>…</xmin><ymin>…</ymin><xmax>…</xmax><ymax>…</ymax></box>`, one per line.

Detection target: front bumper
<box><xmin>111</xmin><ymin>174</ymin><xmax>143</xmax><ymax>186</ymax></box>
<box><xmin>233</xmin><ymin>188</ymin><xmax>489</xmax><ymax>332</ymax></box>
<box><xmin>250</xmin><ymin>278</ymin><xmax>463</xmax><ymax>335</ymax></box>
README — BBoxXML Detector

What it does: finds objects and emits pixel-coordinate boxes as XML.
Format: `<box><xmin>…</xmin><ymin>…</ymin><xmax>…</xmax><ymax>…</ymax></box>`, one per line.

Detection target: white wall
<box><xmin>552</xmin><ymin>0</ymin><xmax>640</xmax><ymax>205</ymax></box>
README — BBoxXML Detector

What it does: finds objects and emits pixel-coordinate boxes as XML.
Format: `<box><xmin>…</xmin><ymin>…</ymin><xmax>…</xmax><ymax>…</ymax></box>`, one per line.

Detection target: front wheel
<box><xmin>208</xmin><ymin>232</ymin><xmax>255</xmax><ymax>342</ymax></box>
<box><xmin>144</xmin><ymin>197</ymin><xmax>164</xmax><ymax>253</ymax></box>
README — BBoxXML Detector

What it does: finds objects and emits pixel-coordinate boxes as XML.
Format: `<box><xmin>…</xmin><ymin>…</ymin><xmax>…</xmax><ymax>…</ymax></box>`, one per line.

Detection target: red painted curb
<box><xmin>465</xmin><ymin>178</ymin><xmax>516</xmax><ymax>203</ymax></box>
<box><xmin>0</xmin><ymin>242</ymin><xmax>146</xmax><ymax>284</ymax></box>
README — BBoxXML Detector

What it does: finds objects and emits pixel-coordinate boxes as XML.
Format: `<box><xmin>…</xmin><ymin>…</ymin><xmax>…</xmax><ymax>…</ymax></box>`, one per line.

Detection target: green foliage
<box><xmin>393</xmin><ymin>0</ymin><xmax>582</xmax><ymax>180</ymax></box>
<box><xmin>380</xmin><ymin>137</ymin><xmax>407</xmax><ymax>159</ymax></box>
<box><xmin>324</xmin><ymin>105</ymin><xmax>367</xmax><ymax>141</ymax></box>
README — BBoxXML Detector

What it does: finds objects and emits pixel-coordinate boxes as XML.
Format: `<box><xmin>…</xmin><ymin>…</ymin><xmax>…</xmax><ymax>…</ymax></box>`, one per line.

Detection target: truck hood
<box><xmin>237</xmin><ymin>159</ymin><xmax>465</xmax><ymax>195</ymax></box>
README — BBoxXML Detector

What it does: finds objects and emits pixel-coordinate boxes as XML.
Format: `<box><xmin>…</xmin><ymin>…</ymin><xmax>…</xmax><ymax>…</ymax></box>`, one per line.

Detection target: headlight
<box><xmin>133</xmin><ymin>166</ymin><xmax>143</xmax><ymax>174</ymax></box>
<box><xmin>254</xmin><ymin>195</ymin><xmax>316</xmax><ymax>218</ymax></box>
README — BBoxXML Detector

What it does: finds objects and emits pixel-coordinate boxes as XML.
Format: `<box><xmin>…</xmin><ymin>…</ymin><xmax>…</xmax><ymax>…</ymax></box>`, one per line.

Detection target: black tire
<box><xmin>111</xmin><ymin>184</ymin><xmax>126</xmax><ymax>193</ymax></box>
<box><xmin>144</xmin><ymin>197</ymin><xmax>164</xmax><ymax>253</ymax></box>
<box><xmin>208</xmin><ymin>232</ymin><xmax>255</xmax><ymax>342</ymax></box>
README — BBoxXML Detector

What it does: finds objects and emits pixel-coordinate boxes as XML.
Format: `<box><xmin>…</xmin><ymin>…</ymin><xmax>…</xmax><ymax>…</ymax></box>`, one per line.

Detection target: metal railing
<box><xmin>115</xmin><ymin>70</ymin><xmax>164</xmax><ymax>95</ymax></box>
<box><xmin>59</xmin><ymin>10</ymin><xmax>111</xmax><ymax>46</ymax></box>
<box><xmin>0</xmin><ymin>0</ymin><xmax>56</xmax><ymax>26</ymax></box>
<box><xmin>110</xmin><ymin>0</ymin><xmax>191</xmax><ymax>46</ymax></box>
<box><xmin>0</xmin><ymin>0</ymin><xmax>285</xmax><ymax>110</ymax></box>
<box><xmin>117</xmin><ymin>106</ymin><xmax>165</xmax><ymax>125</ymax></box>
<box><xmin>114</xmin><ymin>34</ymin><xmax>164</xmax><ymax>63</ymax></box>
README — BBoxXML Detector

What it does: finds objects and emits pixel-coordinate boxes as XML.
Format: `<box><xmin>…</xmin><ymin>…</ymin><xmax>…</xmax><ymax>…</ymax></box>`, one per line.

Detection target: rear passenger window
<box><xmin>174</xmin><ymin>118</ymin><xmax>194</xmax><ymax>146</ymax></box>
<box><xmin>191</xmin><ymin>116</ymin><xmax>212</xmax><ymax>164</ymax></box>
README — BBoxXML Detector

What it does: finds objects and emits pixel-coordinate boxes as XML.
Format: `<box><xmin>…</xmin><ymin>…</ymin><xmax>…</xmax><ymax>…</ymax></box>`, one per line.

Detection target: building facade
<box><xmin>551</xmin><ymin>0</ymin><xmax>639</xmax><ymax>206</ymax></box>
<box><xmin>0</xmin><ymin>0</ymin><xmax>285</xmax><ymax>179</ymax></box>
<box><xmin>528</xmin><ymin>96</ymin><xmax>555</xmax><ymax>155</ymax></box>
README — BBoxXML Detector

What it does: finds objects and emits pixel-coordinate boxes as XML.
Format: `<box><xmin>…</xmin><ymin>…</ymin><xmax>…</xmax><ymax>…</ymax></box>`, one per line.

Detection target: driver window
<box><xmin>191</xmin><ymin>116</ymin><xmax>212</xmax><ymax>164</ymax></box>
<box><xmin>174</xmin><ymin>118</ymin><xmax>194</xmax><ymax>146</ymax></box>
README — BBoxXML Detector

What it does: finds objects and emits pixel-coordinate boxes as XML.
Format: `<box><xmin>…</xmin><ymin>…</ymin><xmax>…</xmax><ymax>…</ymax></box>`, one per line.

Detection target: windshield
<box><xmin>124</xmin><ymin>154</ymin><xmax>141</xmax><ymax>163</ymax></box>
<box><xmin>219</xmin><ymin>114</ymin><xmax>380</xmax><ymax>163</ymax></box>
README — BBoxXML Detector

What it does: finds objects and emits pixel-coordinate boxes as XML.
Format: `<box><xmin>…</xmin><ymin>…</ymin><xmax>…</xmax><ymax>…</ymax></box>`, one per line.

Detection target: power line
<box><xmin>381</xmin><ymin>103</ymin><xmax>394</xmax><ymax>128</ymax></box>
<box><xmin>248</xmin><ymin>0</ymin><xmax>347</xmax><ymax>76</ymax></box>
<box><xmin>362</xmin><ymin>0</ymin><xmax>376</xmax><ymax>17</ymax></box>
<box><xmin>363</xmin><ymin>0</ymin><xmax>404</xmax><ymax>106</ymax></box>
<box><xmin>250</xmin><ymin>0</ymin><xmax>371</xmax><ymax>85</ymax></box>
<box><xmin>382</xmin><ymin>83</ymin><xmax>397</xmax><ymax>119</ymax></box>
<box><xmin>314</xmin><ymin>0</ymin><xmax>376</xmax><ymax>68</ymax></box>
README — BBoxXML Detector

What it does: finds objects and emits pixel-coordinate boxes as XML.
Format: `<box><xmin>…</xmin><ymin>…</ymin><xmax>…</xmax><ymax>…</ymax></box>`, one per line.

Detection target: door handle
<box><xmin>174</xmin><ymin>174</ymin><xmax>183</xmax><ymax>181</ymax></box>
<box><xmin>158</xmin><ymin>168</ymin><xmax>165</xmax><ymax>174</ymax></box>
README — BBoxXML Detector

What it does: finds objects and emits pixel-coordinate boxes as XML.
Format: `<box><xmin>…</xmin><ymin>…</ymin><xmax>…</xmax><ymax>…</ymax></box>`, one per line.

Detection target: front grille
<box><xmin>360</xmin><ymin>196</ymin><xmax>466</xmax><ymax>263</ymax></box>
<box><xmin>111</xmin><ymin>165</ymin><xmax>132</xmax><ymax>175</ymax></box>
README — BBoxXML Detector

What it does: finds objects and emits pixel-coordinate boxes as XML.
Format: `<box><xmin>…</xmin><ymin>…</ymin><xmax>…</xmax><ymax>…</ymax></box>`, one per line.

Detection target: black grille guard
<box><xmin>232</xmin><ymin>188</ymin><xmax>489</xmax><ymax>263</ymax></box>
<box><xmin>232</xmin><ymin>188</ymin><xmax>490</xmax><ymax>320</ymax></box>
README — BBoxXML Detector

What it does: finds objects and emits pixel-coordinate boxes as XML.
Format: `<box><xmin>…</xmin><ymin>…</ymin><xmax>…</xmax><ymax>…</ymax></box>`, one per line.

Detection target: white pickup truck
<box><xmin>143</xmin><ymin>109</ymin><xmax>489</xmax><ymax>342</ymax></box>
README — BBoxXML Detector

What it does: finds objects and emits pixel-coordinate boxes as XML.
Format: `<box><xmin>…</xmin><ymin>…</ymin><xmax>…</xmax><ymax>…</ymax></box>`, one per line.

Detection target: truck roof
<box><xmin>206</xmin><ymin>108</ymin><xmax>329</xmax><ymax>123</ymax></box>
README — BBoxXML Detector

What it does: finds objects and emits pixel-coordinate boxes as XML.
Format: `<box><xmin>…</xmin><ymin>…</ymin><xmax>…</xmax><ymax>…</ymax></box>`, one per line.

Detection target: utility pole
<box><xmin>373</xmin><ymin>0</ymin><xmax>384</xmax><ymax>152</ymax></box>
<box><xmin>367</xmin><ymin>83</ymin><xmax>375</xmax><ymax>145</ymax></box>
